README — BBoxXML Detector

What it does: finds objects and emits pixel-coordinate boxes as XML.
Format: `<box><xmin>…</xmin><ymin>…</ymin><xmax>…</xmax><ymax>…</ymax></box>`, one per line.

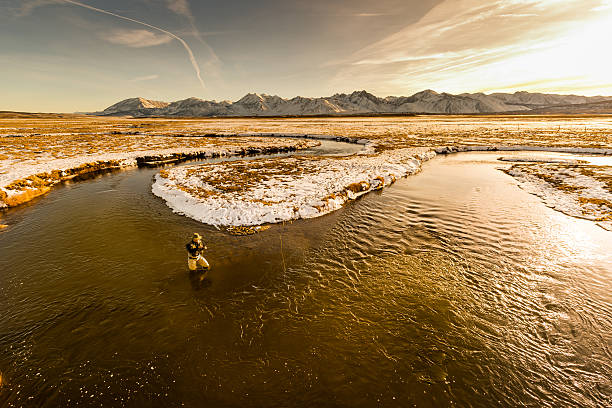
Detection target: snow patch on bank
<box><xmin>0</xmin><ymin>138</ymin><xmax>317</xmax><ymax>208</ymax></box>
<box><xmin>497</xmin><ymin>156</ymin><xmax>586</xmax><ymax>164</ymax></box>
<box><xmin>436</xmin><ymin>145</ymin><xmax>612</xmax><ymax>155</ymax></box>
<box><xmin>152</xmin><ymin>148</ymin><xmax>435</xmax><ymax>226</ymax></box>
<box><xmin>504</xmin><ymin>163</ymin><xmax>612</xmax><ymax>231</ymax></box>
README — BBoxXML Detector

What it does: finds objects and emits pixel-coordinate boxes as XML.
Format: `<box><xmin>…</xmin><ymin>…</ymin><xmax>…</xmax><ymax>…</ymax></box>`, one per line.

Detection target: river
<box><xmin>0</xmin><ymin>143</ymin><xmax>610</xmax><ymax>407</ymax></box>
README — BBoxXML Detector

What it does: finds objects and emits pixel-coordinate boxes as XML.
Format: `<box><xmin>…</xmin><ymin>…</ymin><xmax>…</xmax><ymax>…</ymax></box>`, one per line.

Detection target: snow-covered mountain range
<box><xmin>99</xmin><ymin>90</ymin><xmax>612</xmax><ymax>117</ymax></box>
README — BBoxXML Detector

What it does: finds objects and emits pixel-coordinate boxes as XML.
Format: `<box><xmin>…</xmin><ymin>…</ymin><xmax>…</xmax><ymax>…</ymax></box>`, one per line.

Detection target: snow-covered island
<box><xmin>152</xmin><ymin>148</ymin><xmax>435</xmax><ymax>226</ymax></box>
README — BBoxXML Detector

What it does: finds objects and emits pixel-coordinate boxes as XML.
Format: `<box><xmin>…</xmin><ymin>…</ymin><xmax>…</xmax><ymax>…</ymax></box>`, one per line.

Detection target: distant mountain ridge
<box><xmin>98</xmin><ymin>90</ymin><xmax>612</xmax><ymax>117</ymax></box>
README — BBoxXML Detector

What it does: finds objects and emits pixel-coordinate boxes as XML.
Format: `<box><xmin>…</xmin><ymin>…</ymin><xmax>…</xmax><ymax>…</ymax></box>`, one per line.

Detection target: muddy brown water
<box><xmin>0</xmin><ymin>145</ymin><xmax>611</xmax><ymax>407</ymax></box>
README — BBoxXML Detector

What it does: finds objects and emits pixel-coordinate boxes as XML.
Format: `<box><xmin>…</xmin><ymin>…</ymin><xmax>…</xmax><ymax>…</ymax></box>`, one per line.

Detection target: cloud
<box><xmin>129</xmin><ymin>74</ymin><xmax>160</xmax><ymax>81</ymax></box>
<box><xmin>15</xmin><ymin>0</ymin><xmax>64</xmax><ymax>16</ymax></box>
<box><xmin>498</xmin><ymin>13</ymin><xmax>538</xmax><ymax>17</ymax></box>
<box><xmin>102</xmin><ymin>29</ymin><xmax>172</xmax><ymax>48</ymax></box>
<box><xmin>165</xmin><ymin>0</ymin><xmax>190</xmax><ymax>17</ymax></box>
<box><xmin>592</xmin><ymin>0</ymin><xmax>612</xmax><ymax>10</ymax></box>
<box><xmin>353</xmin><ymin>13</ymin><xmax>387</xmax><ymax>17</ymax></box>
<box><xmin>331</xmin><ymin>0</ymin><xmax>612</xmax><ymax>95</ymax></box>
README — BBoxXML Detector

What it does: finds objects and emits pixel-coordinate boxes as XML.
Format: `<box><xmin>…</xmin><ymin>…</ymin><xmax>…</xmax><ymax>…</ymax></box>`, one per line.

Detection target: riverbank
<box><xmin>0</xmin><ymin>136</ymin><xmax>318</xmax><ymax>208</ymax></box>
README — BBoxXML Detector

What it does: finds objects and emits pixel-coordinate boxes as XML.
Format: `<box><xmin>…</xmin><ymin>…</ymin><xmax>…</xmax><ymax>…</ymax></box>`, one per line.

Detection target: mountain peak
<box><xmin>102</xmin><ymin>97</ymin><xmax>169</xmax><ymax>114</ymax></box>
<box><xmin>350</xmin><ymin>90</ymin><xmax>376</xmax><ymax>98</ymax></box>
<box><xmin>181</xmin><ymin>97</ymin><xmax>204</xmax><ymax>102</ymax></box>
<box><xmin>412</xmin><ymin>89</ymin><xmax>439</xmax><ymax>97</ymax></box>
<box><xmin>237</xmin><ymin>93</ymin><xmax>265</xmax><ymax>104</ymax></box>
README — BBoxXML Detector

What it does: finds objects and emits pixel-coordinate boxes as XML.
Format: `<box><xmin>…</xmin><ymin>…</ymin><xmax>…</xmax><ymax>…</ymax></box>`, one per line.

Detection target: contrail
<box><xmin>62</xmin><ymin>0</ymin><xmax>205</xmax><ymax>89</ymax></box>
<box><xmin>165</xmin><ymin>0</ymin><xmax>220</xmax><ymax>66</ymax></box>
<box><xmin>188</xmin><ymin>19</ymin><xmax>220</xmax><ymax>65</ymax></box>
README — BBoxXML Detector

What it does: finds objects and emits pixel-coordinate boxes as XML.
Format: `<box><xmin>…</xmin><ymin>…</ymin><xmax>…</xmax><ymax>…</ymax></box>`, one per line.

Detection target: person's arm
<box><xmin>186</xmin><ymin>243</ymin><xmax>196</xmax><ymax>255</ymax></box>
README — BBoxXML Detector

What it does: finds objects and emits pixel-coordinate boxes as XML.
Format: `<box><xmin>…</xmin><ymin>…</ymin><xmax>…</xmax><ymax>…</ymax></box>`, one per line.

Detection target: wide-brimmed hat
<box><xmin>192</xmin><ymin>233</ymin><xmax>202</xmax><ymax>240</ymax></box>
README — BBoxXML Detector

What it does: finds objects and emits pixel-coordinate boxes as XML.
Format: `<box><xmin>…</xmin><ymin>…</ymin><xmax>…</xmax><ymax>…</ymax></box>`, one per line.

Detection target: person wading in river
<box><xmin>186</xmin><ymin>233</ymin><xmax>209</xmax><ymax>271</ymax></box>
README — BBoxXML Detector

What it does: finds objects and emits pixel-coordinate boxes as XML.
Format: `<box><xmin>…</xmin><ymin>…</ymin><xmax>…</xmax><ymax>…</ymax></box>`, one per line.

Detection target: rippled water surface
<box><xmin>1</xmin><ymin>148</ymin><xmax>611</xmax><ymax>407</ymax></box>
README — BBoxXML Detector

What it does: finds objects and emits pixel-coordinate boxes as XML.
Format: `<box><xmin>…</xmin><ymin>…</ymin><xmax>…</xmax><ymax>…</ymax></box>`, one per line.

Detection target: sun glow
<box><xmin>336</xmin><ymin>0</ymin><xmax>612</xmax><ymax>96</ymax></box>
<box><xmin>480</xmin><ymin>10</ymin><xmax>612</xmax><ymax>93</ymax></box>
<box><xmin>423</xmin><ymin>8</ymin><xmax>612</xmax><ymax>95</ymax></box>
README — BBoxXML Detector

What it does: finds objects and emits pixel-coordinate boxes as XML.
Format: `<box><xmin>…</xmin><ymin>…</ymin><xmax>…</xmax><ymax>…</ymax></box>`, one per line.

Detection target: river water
<box><xmin>0</xmin><ymin>144</ymin><xmax>611</xmax><ymax>407</ymax></box>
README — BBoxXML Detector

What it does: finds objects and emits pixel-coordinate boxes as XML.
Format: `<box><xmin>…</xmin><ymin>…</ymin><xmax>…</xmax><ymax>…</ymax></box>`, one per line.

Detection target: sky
<box><xmin>1</xmin><ymin>0</ymin><xmax>612</xmax><ymax>112</ymax></box>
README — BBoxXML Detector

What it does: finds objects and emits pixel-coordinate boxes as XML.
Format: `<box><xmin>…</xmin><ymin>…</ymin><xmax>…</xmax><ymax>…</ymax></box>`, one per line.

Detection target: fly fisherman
<box><xmin>186</xmin><ymin>233</ymin><xmax>209</xmax><ymax>271</ymax></box>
